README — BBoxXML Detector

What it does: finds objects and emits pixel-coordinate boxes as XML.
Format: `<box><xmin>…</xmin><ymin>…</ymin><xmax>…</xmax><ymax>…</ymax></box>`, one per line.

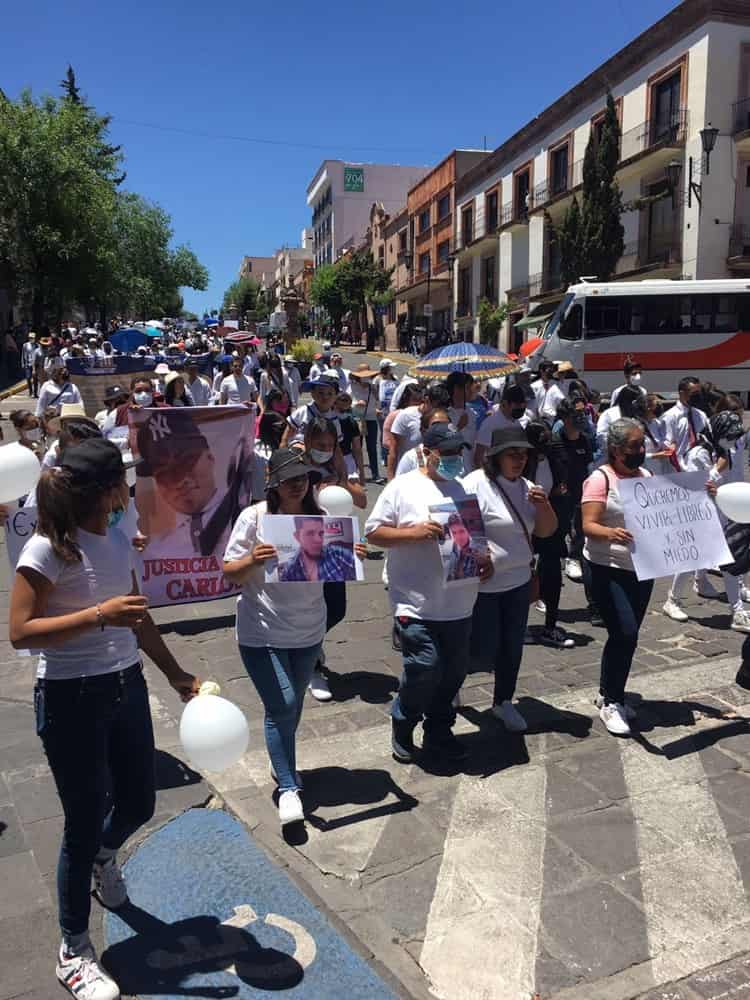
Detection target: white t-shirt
<box><xmin>287</xmin><ymin>403</ymin><xmax>342</xmax><ymax>445</ymax></box>
<box><xmin>390</xmin><ymin>407</ymin><xmax>423</xmax><ymax>458</ymax></box>
<box><xmin>35</xmin><ymin>380</ymin><xmax>83</xmax><ymax>418</ymax></box>
<box><xmin>223</xmin><ymin>502</ymin><xmax>326</xmax><ymax>649</ymax></box>
<box><xmin>395</xmin><ymin>445</ymin><xmax>425</xmax><ymax>476</ymax></box>
<box><xmin>351</xmin><ymin>380</ymin><xmax>378</xmax><ymax>421</ymax></box>
<box><xmin>662</xmin><ymin>400</ymin><xmax>708</xmax><ymax>467</ymax></box>
<box><xmin>476</xmin><ymin>409</ymin><xmax>527</xmax><ymax>449</ymax></box>
<box><xmin>364</xmin><ymin>470</ymin><xmax>480</xmax><ymax>621</ymax></box>
<box><xmin>532</xmin><ymin>380</ymin><xmax>565</xmax><ymax>422</ymax></box>
<box><xmin>186</xmin><ymin>376</ymin><xmax>212</xmax><ymax>406</ymax></box>
<box><xmin>220</xmin><ymin>374</ymin><xmax>257</xmax><ymax>405</ymax></box>
<box><xmin>461</xmin><ymin>470</ymin><xmax>536</xmax><ymax>593</ymax></box>
<box><xmin>388</xmin><ymin>378</ymin><xmax>415</xmax><ymax>412</ymax></box>
<box><xmin>17</xmin><ymin>528</ymin><xmax>139</xmax><ymax>680</ymax></box>
<box><xmin>610</xmin><ymin>382</ymin><xmax>647</xmax><ymax>406</ymax></box>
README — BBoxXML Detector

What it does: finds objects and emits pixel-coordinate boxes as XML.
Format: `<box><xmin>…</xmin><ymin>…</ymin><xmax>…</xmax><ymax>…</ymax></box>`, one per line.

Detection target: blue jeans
<box><xmin>589</xmin><ymin>562</ymin><xmax>654</xmax><ymax>705</ymax></box>
<box><xmin>35</xmin><ymin>664</ymin><xmax>155</xmax><ymax>937</ymax></box>
<box><xmin>239</xmin><ymin>643</ymin><xmax>321</xmax><ymax>792</ymax></box>
<box><xmin>364</xmin><ymin>419</ymin><xmax>379</xmax><ymax>479</ymax></box>
<box><xmin>471</xmin><ymin>582</ymin><xmax>530</xmax><ymax>704</ymax></box>
<box><xmin>392</xmin><ymin>617</ymin><xmax>471</xmax><ymax>736</ymax></box>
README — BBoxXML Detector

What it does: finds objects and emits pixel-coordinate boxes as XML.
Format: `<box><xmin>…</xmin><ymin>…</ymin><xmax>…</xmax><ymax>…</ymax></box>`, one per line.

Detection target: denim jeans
<box><xmin>471</xmin><ymin>582</ymin><xmax>530</xmax><ymax>704</ymax></box>
<box><xmin>589</xmin><ymin>561</ymin><xmax>654</xmax><ymax>705</ymax></box>
<box><xmin>239</xmin><ymin>643</ymin><xmax>321</xmax><ymax>792</ymax></box>
<box><xmin>392</xmin><ymin>617</ymin><xmax>471</xmax><ymax>735</ymax></box>
<box><xmin>323</xmin><ymin>581</ymin><xmax>346</xmax><ymax>633</ymax></box>
<box><xmin>363</xmin><ymin>419</ymin><xmax>379</xmax><ymax>480</ymax></box>
<box><xmin>34</xmin><ymin>663</ymin><xmax>155</xmax><ymax>937</ymax></box>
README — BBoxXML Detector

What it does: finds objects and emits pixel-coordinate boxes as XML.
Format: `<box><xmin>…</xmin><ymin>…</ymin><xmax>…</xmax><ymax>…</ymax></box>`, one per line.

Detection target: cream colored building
<box><xmin>453</xmin><ymin>0</ymin><xmax>750</xmax><ymax>350</ymax></box>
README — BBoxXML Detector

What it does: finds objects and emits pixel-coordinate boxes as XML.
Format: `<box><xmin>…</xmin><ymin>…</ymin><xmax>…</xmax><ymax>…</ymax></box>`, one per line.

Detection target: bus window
<box><xmin>560</xmin><ymin>303</ymin><xmax>582</xmax><ymax>341</ymax></box>
<box><xmin>716</xmin><ymin>295</ymin><xmax>739</xmax><ymax>333</ymax></box>
<box><xmin>543</xmin><ymin>293</ymin><xmax>574</xmax><ymax>341</ymax></box>
<box><xmin>585</xmin><ymin>296</ymin><xmax>625</xmax><ymax>337</ymax></box>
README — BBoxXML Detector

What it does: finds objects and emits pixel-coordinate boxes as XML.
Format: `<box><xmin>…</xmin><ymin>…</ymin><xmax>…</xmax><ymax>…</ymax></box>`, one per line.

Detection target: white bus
<box><xmin>530</xmin><ymin>279</ymin><xmax>750</xmax><ymax>395</ymax></box>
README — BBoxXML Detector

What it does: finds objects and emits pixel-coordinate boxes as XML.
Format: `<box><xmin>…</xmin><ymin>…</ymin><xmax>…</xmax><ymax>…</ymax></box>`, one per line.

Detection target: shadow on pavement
<box><xmin>158</xmin><ymin>615</ymin><xmax>236</xmax><ymax>637</ymax></box>
<box><xmin>155</xmin><ymin>750</ymin><xmax>203</xmax><ymax>791</ymax></box>
<box><xmin>325</xmin><ymin>669</ymin><xmax>399</xmax><ymax>704</ymax></box>
<box><xmin>103</xmin><ymin>900</ymin><xmax>304</xmax><ymax>997</ymax></box>
<box><xmin>302</xmin><ymin>766</ymin><xmax>418</xmax><ymax>833</ymax></box>
<box><xmin>625</xmin><ymin>695</ymin><xmax>750</xmax><ymax>758</ymax></box>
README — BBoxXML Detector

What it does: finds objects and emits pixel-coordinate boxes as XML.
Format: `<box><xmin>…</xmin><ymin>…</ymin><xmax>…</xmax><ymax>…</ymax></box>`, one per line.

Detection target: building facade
<box><xmin>239</xmin><ymin>255</ymin><xmax>277</xmax><ymax>286</ymax></box>
<box><xmin>306</xmin><ymin>160</ymin><xmax>429</xmax><ymax>269</ymax></box>
<box><xmin>452</xmin><ymin>0</ymin><xmax>750</xmax><ymax>350</ymax></box>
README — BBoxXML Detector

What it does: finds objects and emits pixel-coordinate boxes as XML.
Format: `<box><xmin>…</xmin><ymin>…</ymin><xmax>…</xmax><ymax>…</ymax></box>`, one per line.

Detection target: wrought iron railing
<box><xmin>530</xmin><ymin>158</ymin><xmax>584</xmax><ymax>210</ymax></box>
<box><xmin>528</xmin><ymin>271</ymin><xmax>564</xmax><ymax>298</ymax></box>
<box><xmin>729</xmin><ymin>224</ymin><xmax>750</xmax><ymax>259</ymax></box>
<box><xmin>500</xmin><ymin>201</ymin><xmax>529</xmax><ymax>228</ymax></box>
<box><xmin>733</xmin><ymin>97</ymin><xmax>750</xmax><ymax>135</ymax></box>
<box><xmin>619</xmin><ymin>109</ymin><xmax>689</xmax><ymax>161</ymax></box>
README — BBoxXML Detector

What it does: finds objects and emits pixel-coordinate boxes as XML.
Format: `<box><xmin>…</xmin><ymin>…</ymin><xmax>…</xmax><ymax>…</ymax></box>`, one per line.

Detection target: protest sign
<box><xmin>428</xmin><ymin>497</ymin><xmax>488</xmax><ymax>584</ymax></box>
<box><xmin>262</xmin><ymin>514</ymin><xmax>363</xmax><ymax>583</ymax></box>
<box><xmin>129</xmin><ymin>405</ymin><xmax>262</xmax><ymax>606</ymax></box>
<box><xmin>619</xmin><ymin>471</ymin><xmax>732</xmax><ymax>581</ymax></box>
<box><xmin>4</xmin><ymin>501</ymin><xmax>37</xmax><ymax>569</ymax></box>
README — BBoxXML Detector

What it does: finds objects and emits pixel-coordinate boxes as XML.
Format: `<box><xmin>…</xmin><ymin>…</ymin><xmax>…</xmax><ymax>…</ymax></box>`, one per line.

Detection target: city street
<box><xmin>2</xmin><ymin>350</ymin><xmax>750</xmax><ymax>999</ymax></box>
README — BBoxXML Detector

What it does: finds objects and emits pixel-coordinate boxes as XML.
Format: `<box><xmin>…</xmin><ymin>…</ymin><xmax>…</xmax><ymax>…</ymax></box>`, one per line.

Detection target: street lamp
<box><xmin>700</xmin><ymin>122</ymin><xmax>719</xmax><ymax>175</ymax></box>
<box><xmin>668</xmin><ymin>124</ymin><xmax>721</xmax><ymax>210</ymax></box>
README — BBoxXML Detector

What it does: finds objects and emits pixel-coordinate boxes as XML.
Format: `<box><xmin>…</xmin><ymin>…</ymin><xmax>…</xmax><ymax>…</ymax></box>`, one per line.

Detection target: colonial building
<box><xmin>453</xmin><ymin>0</ymin><xmax>750</xmax><ymax>350</ymax></box>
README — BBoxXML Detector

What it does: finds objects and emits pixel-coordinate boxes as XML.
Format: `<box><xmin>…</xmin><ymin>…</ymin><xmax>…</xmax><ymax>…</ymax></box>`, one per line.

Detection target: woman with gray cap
<box><xmin>462</xmin><ymin>427</ymin><xmax>557</xmax><ymax>732</ymax></box>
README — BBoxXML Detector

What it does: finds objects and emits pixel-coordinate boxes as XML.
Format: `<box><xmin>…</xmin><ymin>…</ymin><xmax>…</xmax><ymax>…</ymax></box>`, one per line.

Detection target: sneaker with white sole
<box><xmin>491</xmin><ymin>700</ymin><xmax>527</xmax><ymax>732</ymax></box>
<box><xmin>565</xmin><ymin>558</ymin><xmax>583</xmax><ymax>581</ymax></box>
<box><xmin>662</xmin><ymin>598</ymin><xmax>689</xmax><ymax>622</ymax></box>
<box><xmin>694</xmin><ymin>577</ymin><xmax>721</xmax><ymax>599</ymax></box>
<box><xmin>534</xmin><ymin>599</ymin><xmax>547</xmax><ymax>615</ymax></box>
<box><xmin>599</xmin><ymin>702</ymin><xmax>631</xmax><ymax>736</ymax></box>
<box><xmin>278</xmin><ymin>789</ymin><xmax>304</xmax><ymax>826</ymax></box>
<box><xmin>594</xmin><ymin>693</ymin><xmax>636</xmax><ymax>720</ymax></box>
<box><xmin>537</xmin><ymin>626</ymin><xmax>575</xmax><ymax>649</ymax></box>
<box><xmin>741</xmin><ymin>586</ymin><xmax>750</xmax><ymax>603</ymax></box>
<box><xmin>731</xmin><ymin>609</ymin><xmax>750</xmax><ymax>634</ymax></box>
<box><xmin>57</xmin><ymin>941</ymin><xmax>120</xmax><ymax>1000</ymax></box>
<box><xmin>308</xmin><ymin>669</ymin><xmax>332</xmax><ymax>701</ymax></box>
<box><xmin>270</xmin><ymin>762</ymin><xmax>303</xmax><ymax>788</ymax></box>
<box><xmin>92</xmin><ymin>856</ymin><xmax>127</xmax><ymax>909</ymax></box>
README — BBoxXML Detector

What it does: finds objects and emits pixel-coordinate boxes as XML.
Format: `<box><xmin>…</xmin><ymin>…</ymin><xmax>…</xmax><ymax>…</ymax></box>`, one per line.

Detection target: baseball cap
<box><xmin>485</xmin><ymin>427</ymin><xmax>533</xmax><ymax>457</ymax></box>
<box><xmin>422</xmin><ymin>424</ymin><xmax>469</xmax><ymax>453</ymax></box>
<box><xmin>136</xmin><ymin>410</ymin><xmax>208</xmax><ymax>477</ymax></box>
<box><xmin>379</xmin><ymin>358</ymin><xmax>394</xmax><ymax>370</ymax></box>
<box><xmin>266</xmin><ymin>448</ymin><xmax>322</xmax><ymax>489</ymax></box>
<box><xmin>61</xmin><ymin>438</ymin><xmax>126</xmax><ymax>489</ymax></box>
<box><xmin>305</xmin><ymin>373</ymin><xmax>340</xmax><ymax>392</ymax></box>
<box><xmin>103</xmin><ymin>384</ymin><xmax>126</xmax><ymax>402</ymax></box>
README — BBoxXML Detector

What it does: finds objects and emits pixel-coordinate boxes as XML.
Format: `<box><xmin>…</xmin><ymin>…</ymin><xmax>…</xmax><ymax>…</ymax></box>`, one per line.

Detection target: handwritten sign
<box><xmin>619</xmin><ymin>471</ymin><xmax>732</xmax><ymax>581</ymax></box>
<box><xmin>4</xmin><ymin>501</ymin><xmax>37</xmax><ymax>570</ymax></box>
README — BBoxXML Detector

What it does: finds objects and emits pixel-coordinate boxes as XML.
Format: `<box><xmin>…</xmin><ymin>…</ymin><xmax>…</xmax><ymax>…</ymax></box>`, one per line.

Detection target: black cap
<box><xmin>103</xmin><ymin>384</ymin><xmax>126</xmax><ymax>402</ymax></box>
<box><xmin>302</xmin><ymin>374</ymin><xmax>340</xmax><ymax>392</ymax></box>
<box><xmin>485</xmin><ymin>427</ymin><xmax>533</xmax><ymax>457</ymax></box>
<box><xmin>266</xmin><ymin>448</ymin><xmax>322</xmax><ymax>489</ymax></box>
<box><xmin>136</xmin><ymin>410</ymin><xmax>208</xmax><ymax>476</ymax></box>
<box><xmin>60</xmin><ymin>438</ymin><xmax>124</xmax><ymax>488</ymax></box>
<box><xmin>422</xmin><ymin>424</ymin><xmax>469</xmax><ymax>453</ymax></box>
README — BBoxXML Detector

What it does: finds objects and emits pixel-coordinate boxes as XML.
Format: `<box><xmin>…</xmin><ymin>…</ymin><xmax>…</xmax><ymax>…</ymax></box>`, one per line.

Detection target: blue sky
<box><xmin>4</xmin><ymin>0</ymin><xmax>677</xmax><ymax>316</ymax></box>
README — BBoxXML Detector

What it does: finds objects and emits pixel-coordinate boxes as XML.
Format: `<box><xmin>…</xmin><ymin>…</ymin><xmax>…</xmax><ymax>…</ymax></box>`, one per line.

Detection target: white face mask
<box><xmin>309</xmin><ymin>448</ymin><xmax>334</xmax><ymax>465</ymax></box>
<box><xmin>628</xmin><ymin>373</ymin><xmax>642</xmax><ymax>385</ymax></box>
<box><xmin>133</xmin><ymin>391</ymin><xmax>153</xmax><ymax>406</ymax></box>
<box><xmin>23</xmin><ymin>427</ymin><xmax>41</xmax><ymax>442</ymax></box>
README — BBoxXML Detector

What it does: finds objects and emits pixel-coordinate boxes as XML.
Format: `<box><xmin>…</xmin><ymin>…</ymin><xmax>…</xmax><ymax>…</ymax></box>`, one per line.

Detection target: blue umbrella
<box><xmin>412</xmin><ymin>341</ymin><xmax>519</xmax><ymax>380</ymax></box>
<box><xmin>110</xmin><ymin>328</ymin><xmax>148</xmax><ymax>353</ymax></box>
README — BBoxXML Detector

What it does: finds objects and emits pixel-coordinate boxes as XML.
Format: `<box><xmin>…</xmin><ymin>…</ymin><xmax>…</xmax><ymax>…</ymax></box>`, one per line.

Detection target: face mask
<box><xmin>133</xmin><ymin>391</ymin><xmax>153</xmax><ymax>406</ymax></box>
<box><xmin>309</xmin><ymin>448</ymin><xmax>334</xmax><ymax>464</ymax></box>
<box><xmin>510</xmin><ymin>406</ymin><xmax>526</xmax><ymax>420</ymax></box>
<box><xmin>628</xmin><ymin>373</ymin><xmax>642</xmax><ymax>385</ymax></box>
<box><xmin>437</xmin><ymin>455</ymin><xmax>464</xmax><ymax>480</ymax></box>
<box><xmin>108</xmin><ymin>508</ymin><xmax>125</xmax><ymax>528</ymax></box>
<box><xmin>23</xmin><ymin>428</ymin><xmax>41</xmax><ymax>441</ymax></box>
<box><xmin>622</xmin><ymin>451</ymin><xmax>645</xmax><ymax>470</ymax></box>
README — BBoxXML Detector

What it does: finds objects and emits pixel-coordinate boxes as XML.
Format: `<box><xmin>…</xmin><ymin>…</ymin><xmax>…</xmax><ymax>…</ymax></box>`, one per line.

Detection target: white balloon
<box><xmin>0</xmin><ymin>443</ymin><xmax>41</xmax><ymax>504</ymax></box>
<box><xmin>318</xmin><ymin>484</ymin><xmax>354</xmax><ymax>517</ymax></box>
<box><xmin>179</xmin><ymin>694</ymin><xmax>249</xmax><ymax>772</ymax></box>
<box><xmin>716</xmin><ymin>482</ymin><xmax>750</xmax><ymax>524</ymax></box>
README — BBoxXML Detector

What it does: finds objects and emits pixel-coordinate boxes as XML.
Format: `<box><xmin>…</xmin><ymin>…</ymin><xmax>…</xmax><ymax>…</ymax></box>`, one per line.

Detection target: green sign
<box><xmin>344</xmin><ymin>167</ymin><xmax>364</xmax><ymax>193</ymax></box>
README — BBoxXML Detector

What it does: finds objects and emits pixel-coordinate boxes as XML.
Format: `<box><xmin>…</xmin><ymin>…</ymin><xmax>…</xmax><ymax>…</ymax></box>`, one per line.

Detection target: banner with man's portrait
<box><xmin>128</xmin><ymin>405</ymin><xmax>262</xmax><ymax>606</ymax></box>
<box><xmin>262</xmin><ymin>515</ymin><xmax>364</xmax><ymax>583</ymax></box>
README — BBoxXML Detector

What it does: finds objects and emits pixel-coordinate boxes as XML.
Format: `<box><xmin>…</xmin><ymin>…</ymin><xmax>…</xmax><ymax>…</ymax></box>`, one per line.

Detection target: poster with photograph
<box><xmin>128</xmin><ymin>405</ymin><xmax>260</xmax><ymax>606</ymax></box>
<box><xmin>428</xmin><ymin>497</ymin><xmax>488</xmax><ymax>585</ymax></box>
<box><xmin>261</xmin><ymin>514</ymin><xmax>364</xmax><ymax>583</ymax></box>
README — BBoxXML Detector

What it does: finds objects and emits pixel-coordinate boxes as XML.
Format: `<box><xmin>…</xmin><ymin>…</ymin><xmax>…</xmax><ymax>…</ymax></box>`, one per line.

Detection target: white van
<box><xmin>529</xmin><ymin>278</ymin><xmax>750</xmax><ymax>395</ymax></box>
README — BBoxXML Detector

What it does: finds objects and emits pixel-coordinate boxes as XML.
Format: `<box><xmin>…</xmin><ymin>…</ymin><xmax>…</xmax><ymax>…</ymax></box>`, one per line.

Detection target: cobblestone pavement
<box><xmin>3</xmin><ymin>360</ymin><xmax>750</xmax><ymax>999</ymax></box>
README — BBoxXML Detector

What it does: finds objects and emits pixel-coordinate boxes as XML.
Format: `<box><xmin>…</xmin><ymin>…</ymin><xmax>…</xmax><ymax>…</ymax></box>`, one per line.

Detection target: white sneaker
<box><xmin>565</xmin><ymin>559</ymin><xmax>583</xmax><ymax>581</ymax></box>
<box><xmin>491</xmin><ymin>700</ymin><xmax>528</xmax><ymax>732</ymax></box>
<box><xmin>270</xmin><ymin>762</ymin><xmax>303</xmax><ymax>788</ymax></box>
<box><xmin>663</xmin><ymin>598</ymin><xmax>689</xmax><ymax>622</ymax></box>
<box><xmin>278</xmin><ymin>789</ymin><xmax>304</xmax><ymax>826</ymax></box>
<box><xmin>694</xmin><ymin>576</ymin><xmax>721</xmax><ymax>599</ymax></box>
<box><xmin>534</xmin><ymin>599</ymin><xmax>547</xmax><ymax>615</ymax></box>
<box><xmin>731</xmin><ymin>609</ymin><xmax>750</xmax><ymax>634</ymax></box>
<box><xmin>594</xmin><ymin>693</ymin><xmax>636</xmax><ymax>720</ymax></box>
<box><xmin>741</xmin><ymin>586</ymin><xmax>750</xmax><ymax>603</ymax></box>
<box><xmin>57</xmin><ymin>941</ymin><xmax>120</xmax><ymax>1000</ymax></box>
<box><xmin>92</xmin><ymin>856</ymin><xmax>127</xmax><ymax>909</ymax></box>
<box><xmin>308</xmin><ymin>669</ymin><xmax>332</xmax><ymax>701</ymax></box>
<box><xmin>599</xmin><ymin>702</ymin><xmax>631</xmax><ymax>736</ymax></box>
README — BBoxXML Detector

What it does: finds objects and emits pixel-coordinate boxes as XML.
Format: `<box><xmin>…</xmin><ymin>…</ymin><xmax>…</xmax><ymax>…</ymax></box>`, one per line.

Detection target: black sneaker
<box><xmin>391</xmin><ymin>720</ymin><xmax>417</xmax><ymax>763</ymax></box>
<box><xmin>422</xmin><ymin>730</ymin><xmax>469</xmax><ymax>762</ymax></box>
<box><xmin>735</xmin><ymin>662</ymin><xmax>750</xmax><ymax>691</ymax></box>
<box><xmin>590</xmin><ymin>609</ymin><xmax>605</xmax><ymax>628</ymax></box>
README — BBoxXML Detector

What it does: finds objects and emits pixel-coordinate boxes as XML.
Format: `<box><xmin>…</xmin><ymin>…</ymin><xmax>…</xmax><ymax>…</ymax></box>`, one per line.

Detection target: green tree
<box><xmin>477</xmin><ymin>297</ymin><xmax>512</xmax><ymax>346</ymax></box>
<box><xmin>336</xmin><ymin>249</ymin><xmax>394</xmax><ymax>334</ymax></box>
<box><xmin>556</xmin><ymin>92</ymin><xmax>624</xmax><ymax>285</ymax></box>
<box><xmin>222</xmin><ymin>275</ymin><xmax>268</xmax><ymax>322</ymax></box>
<box><xmin>309</xmin><ymin>263</ymin><xmax>348</xmax><ymax>335</ymax></box>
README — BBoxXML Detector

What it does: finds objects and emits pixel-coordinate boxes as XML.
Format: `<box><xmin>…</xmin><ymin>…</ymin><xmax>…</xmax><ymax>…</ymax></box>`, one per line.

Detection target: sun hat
<box><xmin>266</xmin><ymin>448</ymin><xmax>322</xmax><ymax>489</ymax></box>
<box><xmin>164</xmin><ymin>371</ymin><xmax>183</xmax><ymax>387</ymax></box>
<box><xmin>485</xmin><ymin>427</ymin><xmax>533</xmax><ymax>457</ymax></box>
<box><xmin>103</xmin><ymin>384</ymin><xmax>126</xmax><ymax>403</ymax></box>
<box><xmin>155</xmin><ymin>363</ymin><xmax>170</xmax><ymax>375</ymax></box>
<box><xmin>59</xmin><ymin>402</ymin><xmax>87</xmax><ymax>421</ymax></box>
<box><xmin>352</xmin><ymin>363</ymin><xmax>379</xmax><ymax>379</ymax></box>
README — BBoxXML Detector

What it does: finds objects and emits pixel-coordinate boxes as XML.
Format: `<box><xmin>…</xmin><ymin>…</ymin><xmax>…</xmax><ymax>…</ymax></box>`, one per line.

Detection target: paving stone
<box><xmin>0</xmin><ymin>774</ymin><xmax>9</xmax><ymax>806</ymax></box>
<box><xmin>544</xmin><ymin>763</ymin><xmax>611</xmax><ymax>816</ymax></box>
<box><xmin>636</xmin><ymin>986</ymin><xmax>695</xmax><ymax>999</ymax></box>
<box><xmin>541</xmin><ymin>832</ymin><xmax>596</xmax><ymax>895</ymax></box>
<box><xmin>688</xmin><ymin>957</ymin><xmax>750</xmax><ymax>997</ymax></box>
<box><xmin>23</xmin><ymin>815</ymin><xmax>62</xmax><ymax>877</ymax></box>
<box><xmin>708</xmin><ymin>771</ymin><xmax>750</xmax><ymax>836</ymax></box>
<box><xmin>551</xmin><ymin>804</ymin><xmax>641</xmax><ymax>875</ymax></box>
<box><xmin>9</xmin><ymin>774</ymin><xmax>62</xmax><ymax>825</ymax></box>
<box><xmin>0</xmin><ymin>803</ymin><xmax>27</xmax><ymax>859</ymax></box>
<box><xmin>636</xmin><ymin>652</ymin><xmax>671</xmax><ymax>669</ymax></box>
<box><xmin>663</xmin><ymin>648</ymin><xmax>700</xmax><ymax>662</ymax></box>
<box><xmin>557</xmin><ymin>744</ymin><xmax>629</xmax><ymax>802</ymax></box>
<box><xmin>0</xmin><ymin>907</ymin><xmax>60</xmax><ymax>998</ymax></box>
<box><xmin>0</xmin><ymin>852</ymin><xmax>51</xmax><ymax>917</ymax></box>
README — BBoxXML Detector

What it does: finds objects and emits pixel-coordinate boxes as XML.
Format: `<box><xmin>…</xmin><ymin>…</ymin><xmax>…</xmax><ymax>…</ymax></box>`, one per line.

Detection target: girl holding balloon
<box><xmin>8</xmin><ymin>438</ymin><xmax>199</xmax><ymax>1000</ymax></box>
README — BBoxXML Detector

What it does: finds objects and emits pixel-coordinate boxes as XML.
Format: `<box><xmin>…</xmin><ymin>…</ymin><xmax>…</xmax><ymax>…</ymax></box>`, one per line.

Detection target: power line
<box><xmin>113</xmin><ymin>116</ymin><xmax>437</xmax><ymax>158</ymax></box>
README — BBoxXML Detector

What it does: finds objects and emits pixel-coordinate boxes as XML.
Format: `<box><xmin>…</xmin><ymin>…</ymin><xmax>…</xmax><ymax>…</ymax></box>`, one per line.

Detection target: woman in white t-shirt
<box><xmin>223</xmin><ymin>448</ymin><xmax>365</xmax><ymax>828</ymax></box>
<box><xmin>9</xmin><ymin>438</ymin><xmax>199</xmax><ymax>1000</ymax></box>
<box><xmin>462</xmin><ymin>427</ymin><xmax>557</xmax><ymax>733</ymax></box>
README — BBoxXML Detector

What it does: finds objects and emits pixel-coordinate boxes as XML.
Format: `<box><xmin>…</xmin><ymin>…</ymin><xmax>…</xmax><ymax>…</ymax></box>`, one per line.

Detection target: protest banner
<box><xmin>262</xmin><ymin>514</ymin><xmax>363</xmax><ymax>583</ymax></box>
<box><xmin>4</xmin><ymin>501</ymin><xmax>37</xmax><ymax>569</ymax></box>
<box><xmin>128</xmin><ymin>404</ymin><xmax>261</xmax><ymax>606</ymax></box>
<box><xmin>619</xmin><ymin>470</ymin><xmax>732</xmax><ymax>581</ymax></box>
<box><xmin>428</xmin><ymin>496</ymin><xmax>488</xmax><ymax>584</ymax></box>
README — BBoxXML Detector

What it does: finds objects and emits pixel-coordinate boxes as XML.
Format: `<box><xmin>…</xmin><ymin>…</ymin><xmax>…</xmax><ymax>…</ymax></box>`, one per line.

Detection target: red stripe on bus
<box><xmin>584</xmin><ymin>332</ymin><xmax>750</xmax><ymax>370</ymax></box>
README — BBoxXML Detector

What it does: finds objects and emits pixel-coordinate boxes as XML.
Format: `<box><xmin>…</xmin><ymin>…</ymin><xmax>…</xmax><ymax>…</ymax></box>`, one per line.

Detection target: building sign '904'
<box><xmin>344</xmin><ymin>167</ymin><xmax>364</xmax><ymax>192</ymax></box>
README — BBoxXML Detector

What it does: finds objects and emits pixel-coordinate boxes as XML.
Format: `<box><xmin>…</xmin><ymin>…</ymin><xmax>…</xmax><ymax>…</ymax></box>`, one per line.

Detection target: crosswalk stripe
<box><xmin>419</xmin><ymin>764</ymin><xmax>547</xmax><ymax>1000</ymax></box>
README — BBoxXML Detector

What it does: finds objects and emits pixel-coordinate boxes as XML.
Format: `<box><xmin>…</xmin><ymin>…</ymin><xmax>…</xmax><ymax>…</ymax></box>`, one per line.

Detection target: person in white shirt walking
<box><xmin>532</xmin><ymin>361</ymin><xmax>565</xmax><ymax>425</ymax></box>
<box><xmin>445</xmin><ymin>371</ymin><xmax>477</xmax><ymax>474</ymax></box>
<box><xmin>611</xmin><ymin>359</ymin><xmax>647</xmax><ymax>406</ymax></box>
<box><xmin>220</xmin><ymin>359</ymin><xmax>258</xmax><ymax>407</ymax></box>
<box><xmin>662</xmin><ymin>377</ymin><xmax>708</xmax><ymax>469</ymax></box>
<box><xmin>474</xmin><ymin>384</ymin><xmax>529</xmax><ymax>468</ymax></box>
<box><xmin>36</xmin><ymin>366</ymin><xmax>83</xmax><ymax>419</ymax></box>
<box><xmin>328</xmin><ymin>352</ymin><xmax>350</xmax><ymax>392</ymax></box>
<box><xmin>184</xmin><ymin>360</ymin><xmax>212</xmax><ymax>406</ymax></box>
<box><xmin>22</xmin><ymin>331</ymin><xmax>38</xmax><ymax>398</ymax></box>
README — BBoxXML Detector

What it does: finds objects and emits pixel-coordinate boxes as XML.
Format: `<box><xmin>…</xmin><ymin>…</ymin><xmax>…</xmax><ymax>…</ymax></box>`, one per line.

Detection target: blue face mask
<box><xmin>437</xmin><ymin>455</ymin><xmax>464</xmax><ymax>480</ymax></box>
<box><xmin>108</xmin><ymin>508</ymin><xmax>125</xmax><ymax>528</ymax></box>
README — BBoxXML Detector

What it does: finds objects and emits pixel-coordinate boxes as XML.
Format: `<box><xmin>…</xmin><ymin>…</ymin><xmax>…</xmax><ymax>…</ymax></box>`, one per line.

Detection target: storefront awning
<box><xmin>514</xmin><ymin>309</ymin><xmax>554</xmax><ymax>331</ymax></box>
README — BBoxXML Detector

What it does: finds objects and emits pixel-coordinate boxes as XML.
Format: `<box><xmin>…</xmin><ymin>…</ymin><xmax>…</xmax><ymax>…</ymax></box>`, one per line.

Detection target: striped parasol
<box><xmin>410</xmin><ymin>341</ymin><xmax>520</xmax><ymax>380</ymax></box>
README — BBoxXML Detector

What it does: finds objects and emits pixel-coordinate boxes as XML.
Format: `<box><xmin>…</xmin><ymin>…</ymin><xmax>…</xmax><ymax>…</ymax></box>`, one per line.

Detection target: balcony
<box><xmin>618</xmin><ymin>110</ymin><xmax>689</xmax><ymax>179</ymax></box>
<box><xmin>728</xmin><ymin>224</ymin><xmax>750</xmax><ymax>271</ymax></box>
<box><xmin>499</xmin><ymin>201</ymin><xmax>529</xmax><ymax>231</ymax></box>
<box><xmin>733</xmin><ymin>97</ymin><xmax>750</xmax><ymax>135</ymax></box>
<box><xmin>528</xmin><ymin>271</ymin><xmax>564</xmax><ymax>300</ymax></box>
<box><xmin>455</xmin><ymin>203</ymin><xmax>500</xmax><ymax>253</ymax></box>
<box><xmin>530</xmin><ymin>158</ymin><xmax>584</xmax><ymax>215</ymax></box>
<box><xmin>456</xmin><ymin>299</ymin><xmax>472</xmax><ymax>318</ymax></box>
<box><xmin>506</xmin><ymin>281</ymin><xmax>530</xmax><ymax>304</ymax></box>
